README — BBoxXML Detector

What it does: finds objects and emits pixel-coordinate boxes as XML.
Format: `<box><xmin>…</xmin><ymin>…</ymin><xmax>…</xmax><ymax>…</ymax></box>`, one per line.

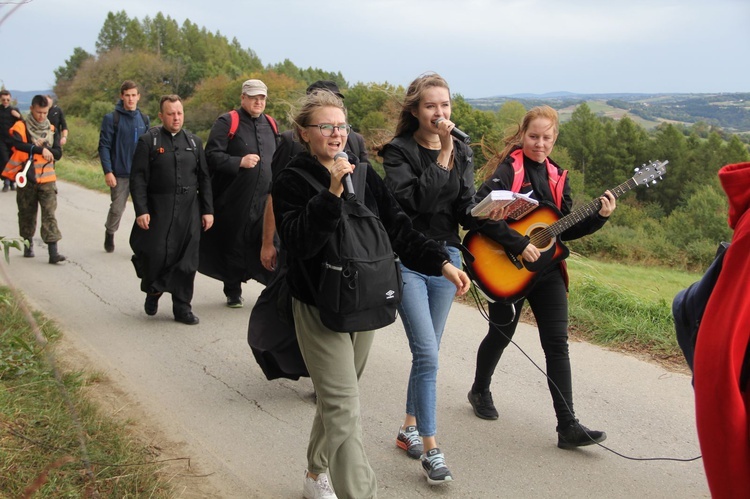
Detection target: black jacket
<box><xmin>478</xmin><ymin>147</ymin><xmax>608</xmax><ymax>255</ymax></box>
<box><xmin>381</xmin><ymin>135</ymin><xmax>479</xmax><ymax>245</ymax></box>
<box><xmin>0</xmin><ymin>105</ymin><xmax>21</xmax><ymax>144</ymax></box>
<box><xmin>273</xmin><ymin>152</ymin><xmax>449</xmax><ymax>306</ymax></box>
<box><xmin>47</xmin><ymin>105</ymin><xmax>67</xmax><ymax>134</ymax></box>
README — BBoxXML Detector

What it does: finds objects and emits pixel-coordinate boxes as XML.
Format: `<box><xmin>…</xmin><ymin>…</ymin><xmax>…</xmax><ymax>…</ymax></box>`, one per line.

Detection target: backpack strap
<box><xmin>351</xmin><ymin>161</ymin><xmax>367</xmax><ymax>201</ymax></box>
<box><xmin>185</xmin><ymin>131</ymin><xmax>200</xmax><ymax>161</ymax></box>
<box><xmin>289</xmin><ymin>162</ymin><xmax>368</xmax><ymax>203</ymax></box>
<box><xmin>265</xmin><ymin>114</ymin><xmax>279</xmax><ymax>136</ymax></box>
<box><xmin>228</xmin><ymin>109</ymin><xmax>240</xmax><ymax>140</ymax></box>
<box><xmin>288</xmin><ymin>166</ymin><xmax>326</xmax><ymax>192</ymax></box>
<box><xmin>148</xmin><ymin>127</ymin><xmax>163</xmax><ymax>162</ymax></box>
<box><xmin>111</xmin><ymin>111</ymin><xmax>120</xmax><ymax>151</ymax></box>
<box><xmin>139</xmin><ymin>110</ymin><xmax>150</xmax><ymax>129</ymax></box>
<box><xmin>228</xmin><ymin>110</ymin><xmax>280</xmax><ymax>144</ymax></box>
<box><xmin>346</xmin><ymin>133</ymin><xmax>362</xmax><ymax>161</ymax></box>
<box><xmin>510</xmin><ymin>149</ymin><xmax>525</xmax><ymax>193</ymax></box>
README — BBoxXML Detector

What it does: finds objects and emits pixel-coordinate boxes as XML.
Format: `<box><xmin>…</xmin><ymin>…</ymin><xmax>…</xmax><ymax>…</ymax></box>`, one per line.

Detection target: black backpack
<box><xmin>289</xmin><ymin>163</ymin><xmax>403</xmax><ymax>332</ymax></box>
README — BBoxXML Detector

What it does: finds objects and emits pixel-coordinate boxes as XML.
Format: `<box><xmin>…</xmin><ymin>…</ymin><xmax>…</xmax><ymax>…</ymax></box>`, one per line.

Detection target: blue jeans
<box><xmin>399</xmin><ymin>246</ymin><xmax>461</xmax><ymax>437</ymax></box>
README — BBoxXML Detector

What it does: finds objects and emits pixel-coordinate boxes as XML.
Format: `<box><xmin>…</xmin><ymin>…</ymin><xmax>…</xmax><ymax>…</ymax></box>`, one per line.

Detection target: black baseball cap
<box><xmin>306</xmin><ymin>80</ymin><xmax>344</xmax><ymax>99</ymax></box>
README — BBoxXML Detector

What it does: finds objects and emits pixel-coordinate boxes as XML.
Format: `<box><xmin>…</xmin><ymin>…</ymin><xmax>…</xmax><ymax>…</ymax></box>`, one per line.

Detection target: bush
<box><xmin>663</xmin><ymin>186</ymin><xmax>730</xmax><ymax>248</ymax></box>
<box><xmin>86</xmin><ymin>101</ymin><xmax>113</xmax><ymax>129</ymax></box>
<box><xmin>685</xmin><ymin>239</ymin><xmax>723</xmax><ymax>269</ymax></box>
<box><xmin>63</xmin><ymin>116</ymin><xmax>101</xmax><ymax>162</ymax></box>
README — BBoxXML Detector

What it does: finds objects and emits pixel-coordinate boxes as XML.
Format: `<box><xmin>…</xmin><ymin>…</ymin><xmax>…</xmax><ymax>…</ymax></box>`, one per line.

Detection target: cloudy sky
<box><xmin>1</xmin><ymin>0</ymin><xmax>748</xmax><ymax>98</ymax></box>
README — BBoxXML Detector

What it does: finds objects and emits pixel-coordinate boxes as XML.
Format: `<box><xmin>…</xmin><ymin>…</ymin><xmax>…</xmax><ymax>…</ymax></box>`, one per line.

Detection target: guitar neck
<box><xmin>548</xmin><ymin>177</ymin><xmax>637</xmax><ymax>237</ymax></box>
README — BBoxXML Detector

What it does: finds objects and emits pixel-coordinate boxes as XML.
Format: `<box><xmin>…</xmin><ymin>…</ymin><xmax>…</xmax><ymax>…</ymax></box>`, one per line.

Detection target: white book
<box><xmin>471</xmin><ymin>190</ymin><xmax>539</xmax><ymax>220</ymax></box>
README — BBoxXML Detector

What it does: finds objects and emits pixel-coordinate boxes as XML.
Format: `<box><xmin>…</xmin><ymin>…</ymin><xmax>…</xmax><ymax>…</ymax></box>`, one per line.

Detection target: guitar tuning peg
<box><xmin>634</xmin><ymin>167</ymin><xmax>640</xmax><ymax>172</ymax></box>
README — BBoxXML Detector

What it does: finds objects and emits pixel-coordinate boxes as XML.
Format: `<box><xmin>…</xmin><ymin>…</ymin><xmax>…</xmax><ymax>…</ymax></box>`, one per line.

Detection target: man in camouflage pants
<box><xmin>4</xmin><ymin>94</ymin><xmax>66</xmax><ymax>263</ymax></box>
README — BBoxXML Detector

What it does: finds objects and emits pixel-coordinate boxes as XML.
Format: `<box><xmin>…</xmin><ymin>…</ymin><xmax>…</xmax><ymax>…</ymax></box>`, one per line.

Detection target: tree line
<box><xmin>53</xmin><ymin>11</ymin><xmax>750</xmax><ymax>271</ymax></box>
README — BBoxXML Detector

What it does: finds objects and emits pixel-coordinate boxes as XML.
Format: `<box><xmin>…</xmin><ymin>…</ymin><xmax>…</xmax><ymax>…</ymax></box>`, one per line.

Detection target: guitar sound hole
<box><xmin>528</xmin><ymin>226</ymin><xmax>552</xmax><ymax>251</ymax></box>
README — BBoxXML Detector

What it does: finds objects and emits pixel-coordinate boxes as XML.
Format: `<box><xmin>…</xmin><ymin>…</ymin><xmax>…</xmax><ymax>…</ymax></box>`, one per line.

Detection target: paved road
<box><xmin>0</xmin><ymin>180</ymin><xmax>708</xmax><ymax>498</ymax></box>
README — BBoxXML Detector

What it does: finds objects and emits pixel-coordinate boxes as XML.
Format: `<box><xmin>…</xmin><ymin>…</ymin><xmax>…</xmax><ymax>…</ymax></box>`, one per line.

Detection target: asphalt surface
<box><xmin>0</xmin><ymin>180</ymin><xmax>708</xmax><ymax>498</ymax></box>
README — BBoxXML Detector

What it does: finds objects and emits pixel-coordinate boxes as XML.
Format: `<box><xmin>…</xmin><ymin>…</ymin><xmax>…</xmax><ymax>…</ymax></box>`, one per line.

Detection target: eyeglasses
<box><xmin>306</xmin><ymin>123</ymin><xmax>351</xmax><ymax>136</ymax></box>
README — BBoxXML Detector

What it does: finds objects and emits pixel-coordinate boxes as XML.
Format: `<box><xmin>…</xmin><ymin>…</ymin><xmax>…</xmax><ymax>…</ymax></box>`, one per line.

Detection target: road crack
<box><xmin>200</xmin><ymin>365</ymin><xmax>285</xmax><ymax>422</ymax></box>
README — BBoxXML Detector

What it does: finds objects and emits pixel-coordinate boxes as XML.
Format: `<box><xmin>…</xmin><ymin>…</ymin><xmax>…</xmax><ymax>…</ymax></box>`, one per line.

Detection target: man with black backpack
<box><xmin>199</xmin><ymin>79</ymin><xmax>279</xmax><ymax>308</ymax></box>
<box><xmin>129</xmin><ymin>95</ymin><xmax>213</xmax><ymax>325</ymax></box>
<box><xmin>98</xmin><ymin>80</ymin><xmax>150</xmax><ymax>253</ymax></box>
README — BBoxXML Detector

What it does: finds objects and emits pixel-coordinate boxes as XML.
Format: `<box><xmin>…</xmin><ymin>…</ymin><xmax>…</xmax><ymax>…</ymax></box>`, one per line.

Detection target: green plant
<box><xmin>0</xmin><ymin>287</ymin><xmax>175</xmax><ymax>496</ymax></box>
<box><xmin>61</xmin><ymin>116</ymin><xmax>101</xmax><ymax>162</ymax></box>
<box><xmin>1</xmin><ymin>236</ymin><xmax>26</xmax><ymax>263</ymax></box>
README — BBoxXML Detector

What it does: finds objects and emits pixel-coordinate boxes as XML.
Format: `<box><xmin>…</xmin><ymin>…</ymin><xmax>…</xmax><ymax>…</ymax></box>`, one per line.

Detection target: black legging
<box><xmin>472</xmin><ymin>267</ymin><xmax>575</xmax><ymax>428</ymax></box>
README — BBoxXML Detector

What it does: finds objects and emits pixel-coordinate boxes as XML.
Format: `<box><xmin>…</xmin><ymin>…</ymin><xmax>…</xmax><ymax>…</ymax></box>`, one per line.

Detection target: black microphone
<box><xmin>435</xmin><ymin>117</ymin><xmax>471</xmax><ymax>144</ymax></box>
<box><xmin>335</xmin><ymin>151</ymin><xmax>355</xmax><ymax>198</ymax></box>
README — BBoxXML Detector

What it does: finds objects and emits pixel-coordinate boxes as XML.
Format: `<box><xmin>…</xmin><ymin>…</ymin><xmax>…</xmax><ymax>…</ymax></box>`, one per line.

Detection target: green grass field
<box><xmin>566</xmin><ymin>254</ymin><xmax>699</xmax><ymax>363</ymax></box>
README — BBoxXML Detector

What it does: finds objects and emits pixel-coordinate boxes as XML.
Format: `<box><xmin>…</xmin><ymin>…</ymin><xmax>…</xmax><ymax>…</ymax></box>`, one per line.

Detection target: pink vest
<box><xmin>509</xmin><ymin>148</ymin><xmax>566</xmax><ymax>209</ymax></box>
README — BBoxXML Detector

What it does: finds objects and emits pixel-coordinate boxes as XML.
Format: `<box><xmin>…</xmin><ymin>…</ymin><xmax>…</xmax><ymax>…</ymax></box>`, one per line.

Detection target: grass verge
<box><xmin>0</xmin><ymin>285</ymin><xmax>174</xmax><ymax>497</ymax></box>
<box><xmin>567</xmin><ymin>254</ymin><xmax>699</xmax><ymax>366</ymax></box>
<box><xmin>459</xmin><ymin>253</ymin><xmax>701</xmax><ymax>370</ymax></box>
<box><xmin>55</xmin><ymin>157</ymin><xmax>109</xmax><ymax>194</ymax></box>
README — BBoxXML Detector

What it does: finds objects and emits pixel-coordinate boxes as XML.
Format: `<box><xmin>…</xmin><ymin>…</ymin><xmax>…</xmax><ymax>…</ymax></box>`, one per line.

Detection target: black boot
<box><xmin>144</xmin><ymin>292</ymin><xmax>162</xmax><ymax>316</ymax></box>
<box><xmin>48</xmin><ymin>242</ymin><xmax>66</xmax><ymax>264</ymax></box>
<box><xmin>104</xmin><ymin>231</ymin><xmax>115</xmax><ymax>253</ymax></box>
<box><xmin>23</xmin><ymin>240</ymin><xmax>34</xmax><ymax>258</ymax></box>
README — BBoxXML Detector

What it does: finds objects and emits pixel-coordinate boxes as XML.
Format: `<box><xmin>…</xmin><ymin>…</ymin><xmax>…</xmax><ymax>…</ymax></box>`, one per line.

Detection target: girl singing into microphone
<box><xmin>379</xmin><ymin>72</ymin><xmax>492</xmax><ymax>485</ymax></box>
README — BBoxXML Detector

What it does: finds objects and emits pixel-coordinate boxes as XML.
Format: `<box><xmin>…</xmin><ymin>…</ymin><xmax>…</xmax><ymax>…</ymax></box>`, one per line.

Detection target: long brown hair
<box><xmin>394</xmin><ymin>72</ymin><xmax>450</xmax><ymax>138</ymax></box>
<box><xmin>479</xmin><ymin>105</ymin><xmax>559</xmax><ymax>180</ymax></box>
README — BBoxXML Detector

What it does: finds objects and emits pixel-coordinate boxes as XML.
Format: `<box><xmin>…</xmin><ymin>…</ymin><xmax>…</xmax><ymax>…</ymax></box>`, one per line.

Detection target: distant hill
<box><xmin>467</xmin><ymin>92</ymin><xmax>750</xmax><ymax>133</ymax></box>
<box><xmin>7</xmin><ymin>89</ymin><xmax>54</xmax><ymax>112</ymax></box>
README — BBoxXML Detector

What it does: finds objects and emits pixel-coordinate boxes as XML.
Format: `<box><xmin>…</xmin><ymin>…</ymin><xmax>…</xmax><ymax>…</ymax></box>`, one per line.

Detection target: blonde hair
<box><xmin>479</xmin><ymin>105</ymin><xmax>559</xmax><ymax>180</ymax></box>
<box><xmin>291</xmin><ymin>90</ymin><xmax>347</xmax><ymax>153</ymax></box>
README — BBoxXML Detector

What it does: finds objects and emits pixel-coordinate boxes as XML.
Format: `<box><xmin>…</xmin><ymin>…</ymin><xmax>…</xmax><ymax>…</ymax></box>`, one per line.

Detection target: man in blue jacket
<box><xmin>98</xmin><ymin>80</ymin><xmax>149</xmax><ymax>252</ymax></box>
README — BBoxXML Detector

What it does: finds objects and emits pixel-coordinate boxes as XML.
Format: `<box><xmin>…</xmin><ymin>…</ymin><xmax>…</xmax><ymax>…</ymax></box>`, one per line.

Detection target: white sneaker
<box><xmin>303</xmin><ymin>470</ymin><xmax>338</xmax><ymax>499</ymax></box>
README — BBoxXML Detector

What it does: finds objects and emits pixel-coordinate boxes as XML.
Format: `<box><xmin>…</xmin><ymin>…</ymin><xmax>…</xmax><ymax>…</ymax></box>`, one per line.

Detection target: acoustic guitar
<box><xmin>463</xmin><ymin>160</ymin><xmax>668</xmax><ymax>304</ymax></box>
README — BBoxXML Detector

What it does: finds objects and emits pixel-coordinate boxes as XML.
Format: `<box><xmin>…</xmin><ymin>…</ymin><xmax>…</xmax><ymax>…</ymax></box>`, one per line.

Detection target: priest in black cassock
<box><xmin>129</xmin><ymin>95</ymin><xmax>214</xmax><ymax>325</ymax></box>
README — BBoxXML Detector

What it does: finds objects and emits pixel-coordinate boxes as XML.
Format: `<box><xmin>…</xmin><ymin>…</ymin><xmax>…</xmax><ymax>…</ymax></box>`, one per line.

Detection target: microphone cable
<box><xmin>468</xmin><ymin>285</ymin><xmax>702</xmax><ymax>463</ymax></box>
